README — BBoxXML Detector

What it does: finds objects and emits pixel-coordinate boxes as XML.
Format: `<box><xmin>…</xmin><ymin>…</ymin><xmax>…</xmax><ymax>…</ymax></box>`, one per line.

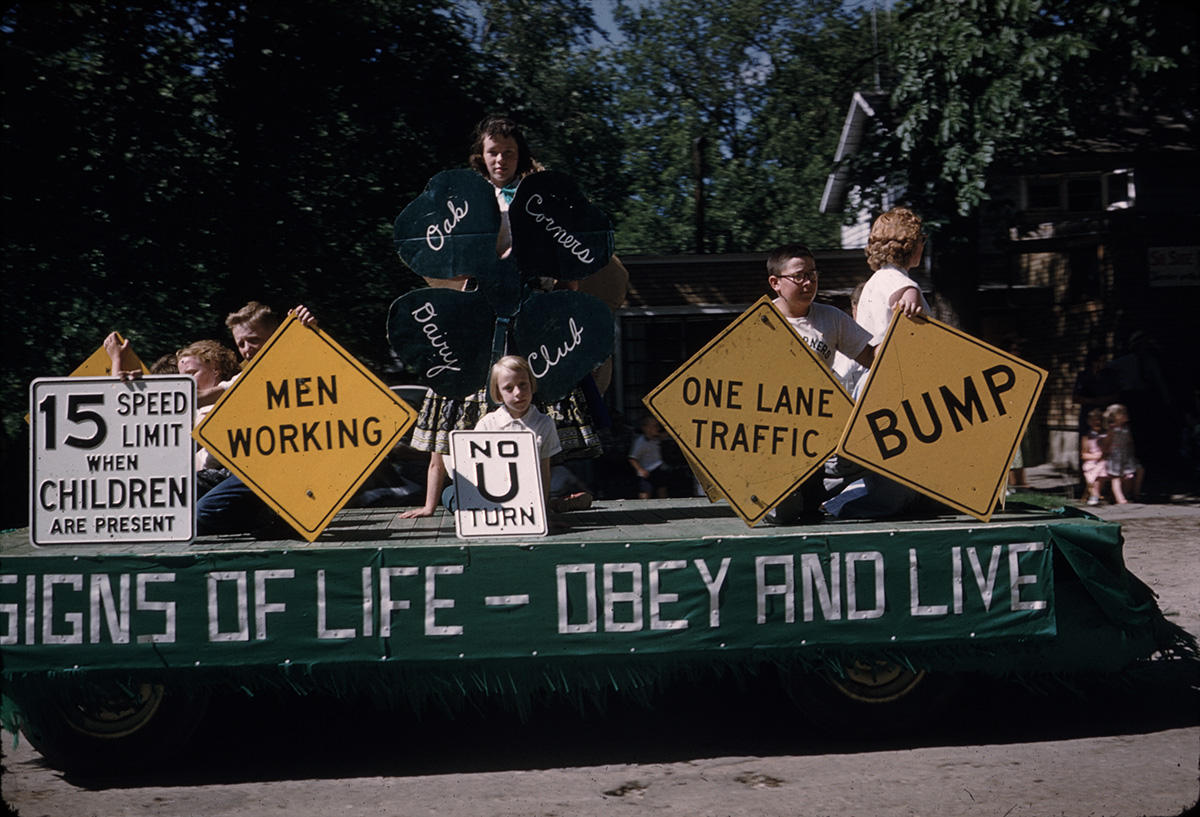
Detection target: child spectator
<box><xmin>823</xmin><ymin>207</ymin><xmax>930</xmax><ymax>520</ymax></box>
<box><xmin>1081</xmin><ymin>407</ymin><xmax>1108</xmax><ymax>506</ymax></box>
<box><xmin>1103</xmin><ymin>403</ymin><xmax>1144</xmax><ymax>504</ymax></box>
<box><xmin>1073</xmin><ymin>347</ymin><xmax>1119</xmax><ymax>435</ymax></box>
<box><xmin>629</xmin><ymin>415</ymin><xmax>669</xmax><ymax>499</ymax></box>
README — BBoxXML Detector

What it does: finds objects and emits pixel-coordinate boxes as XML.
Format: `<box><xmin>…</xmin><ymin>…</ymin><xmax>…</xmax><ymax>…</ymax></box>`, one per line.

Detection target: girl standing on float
<box><xmin>399</xmin><ymin>116</ymin><xmax>600</xmax><ymax>518</ymax></box>
<box><xmin>823</xmin><ymin>207</ymin><xmax>930</xmax><ymax>519</ymax></box>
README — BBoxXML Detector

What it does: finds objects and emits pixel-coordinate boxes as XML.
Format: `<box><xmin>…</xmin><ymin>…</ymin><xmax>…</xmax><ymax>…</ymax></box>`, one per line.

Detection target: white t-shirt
<box><xmin>832</xmin><ymin>353</ymin><xmax>867</xmax><ymax>395</ymax></box>
<box><xmin>628</xmin><ymin>434</ymin><xmax>664</xmax><ymax>473</ymax></box>
<box><xmin>474</xmin><ymin>404</ymin><xmax>562</xmax><ymax>460</ymax></box>
<box><xmin>777</xmin><ymin>300</ymin><xmax>871</xmax><ymax>373</ymax></box>
<box><xmin>857</xmin><ymin>265</ymin><xmax>931</xmax><ymax>345</ymax></box>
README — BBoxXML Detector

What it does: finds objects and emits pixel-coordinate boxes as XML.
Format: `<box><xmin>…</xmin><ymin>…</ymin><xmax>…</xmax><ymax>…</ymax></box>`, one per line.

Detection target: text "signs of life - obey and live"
<box><xmin>194</xmin><ymin>316</ymin><xmax>418</xmax><ymax>542</ymax></box>
<box><xmin>644</xmin><ymin>297</ymin><xmax>855</xmax><ymax>526</ymax></box>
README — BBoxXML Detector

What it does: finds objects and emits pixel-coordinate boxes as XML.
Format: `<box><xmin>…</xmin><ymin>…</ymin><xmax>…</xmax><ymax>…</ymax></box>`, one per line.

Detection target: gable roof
<box><xmin>820</xmin><ymin>90</ymin><xmax>890</xmax><ymax>215</ymax></box>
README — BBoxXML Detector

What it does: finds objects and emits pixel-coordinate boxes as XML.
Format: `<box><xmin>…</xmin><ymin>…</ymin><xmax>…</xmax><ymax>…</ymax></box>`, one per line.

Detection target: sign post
<box><xmin>30</xmin><ymin>376</ymin><xmax>196</xmax><ymax>545</ymax></box>
<box><xmin>449</xmin><ymin>430</ymin><xmax>548</xmax><ymax>539</ymax></box>
<box><xmin>644</xmin><ymin>297</ymin><xmax>855</xmax><ymax>526</ymax></box>
<box><xmin>837</xmin><ymin>313</ymin><xmax>1047</xmax><ymax>522</ymax></box>
<box><xmin>194</xmin><ymin>316</ymin><xmax>418</xmax><ymax>542</ymax></box>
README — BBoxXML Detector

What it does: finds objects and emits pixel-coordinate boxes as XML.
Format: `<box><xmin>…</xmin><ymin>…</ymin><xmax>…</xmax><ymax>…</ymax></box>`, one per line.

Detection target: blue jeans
<box><xmin>196</xmin><ymin>474</ymin><xmax>265</xmax><ymax>535</ymax></box>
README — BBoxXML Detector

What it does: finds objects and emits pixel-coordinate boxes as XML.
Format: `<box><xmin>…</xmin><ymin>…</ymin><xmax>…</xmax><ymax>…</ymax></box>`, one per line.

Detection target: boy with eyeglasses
<box><xmin>767</xmin><ymin>243</ymin><xmax>875</xmax><ymax>373</ymax></box>
<box><xmin>764</xmin><ymin>243</ymin><xmax>874</xmax><ymax>524</ymax></box>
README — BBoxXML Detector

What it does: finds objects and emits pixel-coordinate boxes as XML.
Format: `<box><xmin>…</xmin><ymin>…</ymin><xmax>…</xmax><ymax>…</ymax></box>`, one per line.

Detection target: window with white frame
<box><xmin>1020</xmin><ymin>170</ymin><xmax>1135</xmax><ymax>213</ymax></box>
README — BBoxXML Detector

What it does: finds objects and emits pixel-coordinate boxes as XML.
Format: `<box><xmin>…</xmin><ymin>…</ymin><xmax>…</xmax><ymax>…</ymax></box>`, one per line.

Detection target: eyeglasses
<box><xmin>777</xmin><ymin>270</ymin><xmax>818</xmax><ymax>283</ymax></box>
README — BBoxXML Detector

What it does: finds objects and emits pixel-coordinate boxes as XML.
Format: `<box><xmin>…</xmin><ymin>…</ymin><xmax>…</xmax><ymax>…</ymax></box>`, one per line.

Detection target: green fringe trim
<box><xmin>5</xmin><ymin>629</ymin><xmax>1197</xmax><ymax>741</ymax></box>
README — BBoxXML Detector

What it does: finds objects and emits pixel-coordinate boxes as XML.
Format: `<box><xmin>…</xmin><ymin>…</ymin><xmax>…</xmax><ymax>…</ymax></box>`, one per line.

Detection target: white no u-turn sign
<box><xmin>449</xmin><ymin>430</ymin><xmax>547</xmax><ymax>539</ymax></box>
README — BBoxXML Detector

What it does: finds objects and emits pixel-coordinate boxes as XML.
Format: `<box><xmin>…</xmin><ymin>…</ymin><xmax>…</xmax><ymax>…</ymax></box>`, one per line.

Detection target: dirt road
<box><xmin>4</xmin><ymin>499</ymin><xmax>1197</xmax><ymax>817</ymax></box>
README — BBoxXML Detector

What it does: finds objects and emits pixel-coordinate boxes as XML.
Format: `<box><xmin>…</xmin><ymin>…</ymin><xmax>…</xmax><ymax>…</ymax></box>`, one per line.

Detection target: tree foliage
<box><xmin>1</xmin><ymin>0</ymin><xmax>493</xmax><ymax>439</ymax></box>
<box><xmin>4</xmin><ymin>0</ymin><xmax>1190</xmax><ymax>447</ymax></box>
<box><xmin>604</xmin><ymin>0</ymin><xmax>871</xmax><ymax>254</ymax></box>
<box><xmin>850</xmin><ymin>0</ymin><xmax>1197</xmax><ymax>223</ymax></box>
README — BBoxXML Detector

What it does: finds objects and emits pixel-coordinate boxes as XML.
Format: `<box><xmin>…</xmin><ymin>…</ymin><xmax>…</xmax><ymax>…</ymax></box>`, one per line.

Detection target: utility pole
<box><xmin>693</xmin><ymin>135</ymin><xmax>707</xmax><ymax>254</ymax></box>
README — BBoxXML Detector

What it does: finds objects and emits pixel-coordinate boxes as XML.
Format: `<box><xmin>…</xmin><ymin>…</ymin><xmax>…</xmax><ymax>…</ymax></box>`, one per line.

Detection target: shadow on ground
<box><xmin>45</xmin><ymin>660</ymin><xmax>1199</xmax><ymax>790</ymax></box>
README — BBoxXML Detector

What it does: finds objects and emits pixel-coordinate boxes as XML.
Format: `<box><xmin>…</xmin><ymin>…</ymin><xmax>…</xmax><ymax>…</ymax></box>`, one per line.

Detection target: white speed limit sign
<box><xmin>30</xmin><ymin>376</ymin><xmax>196</xmax><ymax>546</ymax></box>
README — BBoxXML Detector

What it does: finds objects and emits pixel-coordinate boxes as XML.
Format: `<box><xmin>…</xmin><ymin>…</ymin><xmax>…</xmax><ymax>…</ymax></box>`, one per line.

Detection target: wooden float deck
<box><xmin>0</xmin><ymin>498</ymin><xmax>1106</xmax><ymax>558</ymax></box>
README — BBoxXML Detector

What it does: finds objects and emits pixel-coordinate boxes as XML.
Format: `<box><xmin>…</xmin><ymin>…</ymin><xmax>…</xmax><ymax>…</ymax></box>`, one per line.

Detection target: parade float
<box><xmin>3</xmin><ymin>168</ymin><xmax>1194</xmax><ymax>773</ymax></box>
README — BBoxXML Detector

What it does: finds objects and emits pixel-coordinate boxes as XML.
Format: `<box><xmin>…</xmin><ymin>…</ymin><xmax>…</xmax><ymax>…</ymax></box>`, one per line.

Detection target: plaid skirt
<box><xmin>410</xmin><ymin>387</ymin><xmax>601</xmax><ymax>462</ymax></box>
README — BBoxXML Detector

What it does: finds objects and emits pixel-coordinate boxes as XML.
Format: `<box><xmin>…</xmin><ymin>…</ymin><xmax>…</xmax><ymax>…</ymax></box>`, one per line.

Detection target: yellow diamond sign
<box><xmin>836</xmin><ymin>313</ymin><xmax>1046</xmax><ymax>522</ymax></box>
<box><xmin>645</xmin><ymin>297</ymin><xmax>854</xmax><ymax>526</ymax></box>
<box><xmin>25</xmin><ymin>333</ymin><xmax>148</xmax><ymax>424</ymax></box>
<box><xmin>70</xmin><ymin>332</ymin><xmax>148</xmax><ymax>377</ymax></box>
<box><xmin>194</xmin><ymin>316</ymin><xmax>418</xmax><ymax>541</ymax></box>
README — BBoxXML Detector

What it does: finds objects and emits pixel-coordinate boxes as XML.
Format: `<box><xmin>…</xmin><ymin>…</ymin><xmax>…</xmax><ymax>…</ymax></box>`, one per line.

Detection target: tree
<box><xmin>849</xmin><ymin>0</ymin><xmax>1197</xmax><ymax>223</ymax></box>
<box><xmin>203</xmin><ymin>0</ymin><xmax>493</xmax><ymax>365</ymax></box>
<box><xmin>604</xmin><ymin>0</ymin><xmax>863</xmax><ymax>254</ymax></box>
<box><xmin>837</xmin><ymin>0</ymin><xmax>1197</xmax><ymax>331</ymax></box>
<box><xmin>2</xmin><ymin>2</ymin><xmax>232</xmax><ymax>420</ymax></box>
<box><xmin>466</xmin><ymin>0</ymin><xmax>627</xmax><ymax>214</ymax></box>
<box><xmin>744</xmin><ymin>5</ymin><xmax>885</xmax><ymax>250</ymax></box>
<box><xmin>0</xmin><ymin>0</ymin><xmax>498</xmax><ymax>442</ymax></box>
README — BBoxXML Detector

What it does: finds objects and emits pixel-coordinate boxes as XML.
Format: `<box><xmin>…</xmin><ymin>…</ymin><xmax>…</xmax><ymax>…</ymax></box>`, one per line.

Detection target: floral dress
<box><xmin>1105</xmin><ymin>426</ymin><xmax>1140</xmax><ymax>479</ymax></box>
